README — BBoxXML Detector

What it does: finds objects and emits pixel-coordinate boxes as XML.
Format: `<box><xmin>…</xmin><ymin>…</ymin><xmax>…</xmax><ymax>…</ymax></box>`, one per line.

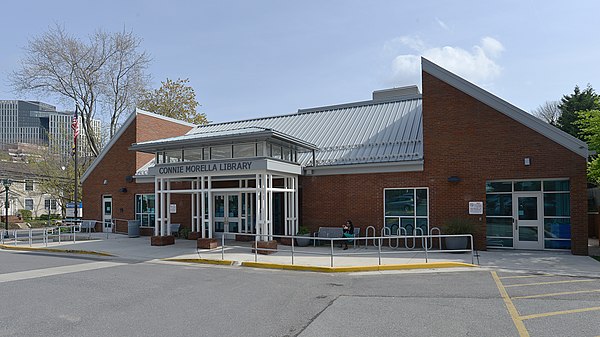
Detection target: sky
<box><xmin>1</xmin><ymin>1</ymin><xmax>600</xmax><ymax>125</ymax></box>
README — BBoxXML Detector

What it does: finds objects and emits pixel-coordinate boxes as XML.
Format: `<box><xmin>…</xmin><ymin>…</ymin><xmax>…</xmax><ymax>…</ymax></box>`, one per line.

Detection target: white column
<box><xmin>201</xmin><ymin>176</ymin><xmax>206</xmax><ymax>238</ymax></box>
<box><xmin>293</xmin><ymin>176</ymin><xmax>298</xmax><ymax>235</ymax></box>
<box><xmin>160</xmin><ymin>178</ymin><xmax>167</xmax><ymax>236</ymax></box>
<box><xmin>166</xmin><ymin>179</ymin><xmax>171</xmax><ymax>236</ymax></box>
<box><xmin>284</xmin><ymin>177</ymin><xmax>289</xmax><ymax>236</ymax></box>
<box><xmin>266</xmin><ymin>173</ymin><xmax>272</xmax><ymax>240</ymax></box>
<box><xmin>191</xmin><ymin>179</ymin><xmax>196</xmax><ymax>233</ymax></box>
<box><xmin>207</xmin><ymin>176</ymin><xmax>213</xmax><ymax>238</ymax></box>
<box><xmin>154</xmin><ymin>177</ymin><xmax>160</xmax><ymax>236</ymax></box>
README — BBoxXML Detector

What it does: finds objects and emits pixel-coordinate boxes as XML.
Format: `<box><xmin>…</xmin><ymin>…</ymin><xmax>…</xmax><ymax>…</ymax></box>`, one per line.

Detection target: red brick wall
<box><xmin>82</xmin><ymin>113</ymin><xmax>193</xmax><ymax>232</ymax></box>
<box><xmin>421</xmin><ymin>71</ymin><xmax>587</xmax><ymax>255</ymax></box>
<box><xmin>300</xmin><ymin>71</ymin><xmax>588</xmax><ymax>255</ymax></box>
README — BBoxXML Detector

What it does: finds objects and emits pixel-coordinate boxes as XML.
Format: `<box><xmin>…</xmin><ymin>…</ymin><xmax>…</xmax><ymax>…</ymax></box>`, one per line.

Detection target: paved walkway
<box><xmin>2</xmin><ymin>233</ymin><xmax>600</xmax><ymax>276</ymax></box>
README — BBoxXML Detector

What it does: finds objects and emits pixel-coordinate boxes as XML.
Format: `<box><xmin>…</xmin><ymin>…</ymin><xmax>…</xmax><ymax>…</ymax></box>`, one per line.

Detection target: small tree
<box><xmin>577</xmin><ymin>107</ymin><xmax>600</xmax><ymax>183</ymax></box>
<box><xmin>138</xmin><ymin>78</ymin><xmax>208</xmax><ymax>125</ymax></box>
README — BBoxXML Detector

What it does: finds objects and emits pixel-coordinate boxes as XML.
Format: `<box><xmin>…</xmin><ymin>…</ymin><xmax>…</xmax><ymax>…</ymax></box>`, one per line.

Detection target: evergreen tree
<box><xmin>557</xmin><ymin>85</ymin><xmax>599</xmax><ymax>139</ymax></box>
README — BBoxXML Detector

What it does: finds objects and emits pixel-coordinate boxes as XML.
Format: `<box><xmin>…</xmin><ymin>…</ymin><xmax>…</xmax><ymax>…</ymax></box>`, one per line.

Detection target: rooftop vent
<box><xmin>372</xmin><ymin>86</ymin><xmax>420</xmax><ymax>101</ymax></box>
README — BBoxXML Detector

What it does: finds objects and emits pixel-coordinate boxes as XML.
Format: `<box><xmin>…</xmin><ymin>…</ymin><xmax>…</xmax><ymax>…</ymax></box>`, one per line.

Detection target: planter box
<box><xmin>197</xmin><ymin>238</ymin><xmax>218</xmax><ymax>249</ymax></box>
<box><xmin>296</xmin><ymin>234</ymin><xmax>311</xmax><ymax>247</ymax></box>
<box><xmin>443</xmin><ymin>236</ymin><xmax>469</xmax><ymax>252</ymax></box>
<box><xmin>188</xmin><ymin>232</ymin><xmax>200</xmax><ymax>240</ymax></box>
<box><xmin>235</xmin><ymin>234</ymin><xmax>253</xmax><ymax>242</ymax></box>
<box><xmin>252</xmin><ymin>240</ymin><xmax>278</xmax><ymax>255</ymax></box>
<box><xmin>151</xmin><ymin>235</ymin><xmax>175</xmax><ymax>246</ymax></box>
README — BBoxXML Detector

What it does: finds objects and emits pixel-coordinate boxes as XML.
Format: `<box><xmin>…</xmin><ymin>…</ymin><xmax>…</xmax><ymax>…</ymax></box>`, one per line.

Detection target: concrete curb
<box><xmin>164</xmin><ymin>258</ymin><xmax>236</xmax><ymax>266</ymax></box>
<box><xmin>0</xmin><ymin>244</ymin><xmax>114</xmax><ymax>257</ymax></box>
<box><xmin>241</xmin><ymin>261</ymin><xmax>477</xmax><ymax>273</ymax></box>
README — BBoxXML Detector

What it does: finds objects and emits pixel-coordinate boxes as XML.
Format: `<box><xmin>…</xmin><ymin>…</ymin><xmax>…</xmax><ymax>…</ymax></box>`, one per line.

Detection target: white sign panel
<box><xmin>169</xmin><ymin>204</ymin><xmax>177</xmax><ymax>214</ymax></box>
<box><xmin>469</xmin><ymin>201</ymin><xmax>483</xmax><ymax>215</ymax></box>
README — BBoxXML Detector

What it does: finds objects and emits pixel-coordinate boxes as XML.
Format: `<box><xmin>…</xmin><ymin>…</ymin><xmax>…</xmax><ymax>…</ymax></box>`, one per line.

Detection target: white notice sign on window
<box><xmin>469</xmin><ymin>202</ymin><xmax>483</xmax><ymax>215</ymax></box>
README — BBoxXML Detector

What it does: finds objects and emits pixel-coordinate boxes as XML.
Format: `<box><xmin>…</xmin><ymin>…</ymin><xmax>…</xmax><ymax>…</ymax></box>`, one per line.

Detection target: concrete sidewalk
<box><xmin>2</xmin><ymin>233</ymin><xmax>600</xmax><ymax>276</ymax></box>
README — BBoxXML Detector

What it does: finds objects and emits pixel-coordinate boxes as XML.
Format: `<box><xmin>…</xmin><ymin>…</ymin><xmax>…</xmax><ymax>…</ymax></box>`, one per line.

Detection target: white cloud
<box><xmin>390</xmin><ymin>36</ymin><xmax>504</xmax><ymax>85</ymax></box>
<box><xmin>436</xmin><ymin>18</ymin><xmax>449</xmax><ymax>31</ymax></box>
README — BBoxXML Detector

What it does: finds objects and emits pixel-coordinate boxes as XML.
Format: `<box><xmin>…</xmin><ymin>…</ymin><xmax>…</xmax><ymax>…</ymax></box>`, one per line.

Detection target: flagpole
<box><xmin>74</xmin><ymin>103</ymin><xmax>79</xmax><ymax>223</ymax></box>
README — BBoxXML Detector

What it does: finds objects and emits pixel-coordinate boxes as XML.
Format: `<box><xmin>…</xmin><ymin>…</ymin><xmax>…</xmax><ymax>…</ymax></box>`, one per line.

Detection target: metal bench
<box><xmin>170</xmin><ymin>223</ymin><xmax>181</xmax><ymax>237</ymax></box>
<box><xmin>80</xmin><ymin>220</ymin><xmax>96</xmax><ymax>233</ymax></box>
<box><xmin>313</xmin><ymin>227</ymin><xmax>360</xmax><ymax>247</ymax></box>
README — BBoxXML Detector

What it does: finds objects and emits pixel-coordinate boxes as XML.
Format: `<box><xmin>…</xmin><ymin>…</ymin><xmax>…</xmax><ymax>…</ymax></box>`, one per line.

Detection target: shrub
<box><xmin>443</xmin><ymin>218</ymin><xmax>477</xmax><ymax>235</ymax></box>
<box><xmin>19</xmin><ymin>209</ymin><xmax>32</xmax><ymax>221</ymax></box>
<box><xmin>179</xmin><ymin>226</ymin><xmax>190</xmax><ymax>239</ymax></box>
<box><xmin>297</xmin><ymin>226</ymin><xmax>310</xmax><ymax>235</ymax></box>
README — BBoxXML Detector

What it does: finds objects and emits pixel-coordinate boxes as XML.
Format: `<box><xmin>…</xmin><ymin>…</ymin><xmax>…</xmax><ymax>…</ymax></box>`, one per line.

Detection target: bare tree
<box><xmin>532</xmin><ymin>100</ymin><xmax>561</xmax><ymax>125</ymax></box>
<box><xmin>10</xmin><ymin>24</ymin><xmax>150</xmax><ymax>156</ymax></box>
<box><xmin>101</xmin><ymin>30</ymin><xmax>151</xmax><ymax>137</ymax></box>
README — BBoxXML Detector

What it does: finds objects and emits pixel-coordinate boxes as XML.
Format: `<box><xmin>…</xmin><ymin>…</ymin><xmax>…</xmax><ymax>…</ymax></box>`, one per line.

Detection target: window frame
<box><xmin>383</xmin><ymin>187</ymin><xmax>429</xmax><ymax>236</ymax></box>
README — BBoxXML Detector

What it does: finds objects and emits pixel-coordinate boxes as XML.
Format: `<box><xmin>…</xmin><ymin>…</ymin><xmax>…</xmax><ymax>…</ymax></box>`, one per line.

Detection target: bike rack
<box><xmin>365</xmin><ymin>225</ymin><xmax>377</xmax><ymax>247</ymax></box>
<box><xmin>428</xmin><ymin>227</ymin><xmax>441</xmax><ymax>249</ymax></box>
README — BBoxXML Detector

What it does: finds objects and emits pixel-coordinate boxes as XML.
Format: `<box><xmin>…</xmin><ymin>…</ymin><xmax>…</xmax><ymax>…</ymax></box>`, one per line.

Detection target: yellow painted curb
<box><xmin>164</xmin><ymin>258</ymin><xmax>235</xmax><ymax>266</ymax></box>
<box><xmin>241</xmin><ymin>261</ymin><xmax>477</xmax><ymax>273</ymax></box>
<box><xmin>0</xmin><ymin>244</ymin><xmax>114</xmax><ymax>257</ymax></box>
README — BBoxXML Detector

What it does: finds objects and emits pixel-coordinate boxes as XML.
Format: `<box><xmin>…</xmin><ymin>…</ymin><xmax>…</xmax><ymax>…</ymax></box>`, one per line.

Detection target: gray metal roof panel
<box><xmin>188</xmin><ymin>97</ymin><xmax>423</xmax><ymax>167</ymax></box>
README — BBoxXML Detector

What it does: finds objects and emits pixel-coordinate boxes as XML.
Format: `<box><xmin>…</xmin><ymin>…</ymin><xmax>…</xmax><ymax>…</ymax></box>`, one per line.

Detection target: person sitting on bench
<box><xmin>342</xmin><ymin>220</ymin><xmax>354</xmax><ymax>250</ymax></box>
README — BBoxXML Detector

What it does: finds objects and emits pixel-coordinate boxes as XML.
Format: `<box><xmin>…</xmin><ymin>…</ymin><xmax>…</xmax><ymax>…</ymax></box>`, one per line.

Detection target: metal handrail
<box><xmin>204</xmin><ymin>232</ymin><xmax>476</xmax><ymax>267</ymax></box>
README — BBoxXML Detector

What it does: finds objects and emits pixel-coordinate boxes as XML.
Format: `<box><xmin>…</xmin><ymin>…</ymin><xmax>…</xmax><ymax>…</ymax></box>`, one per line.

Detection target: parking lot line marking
<box><xmin>0</xmin><ymin>261</ymin><xmax>124</xmax><ymax>283</ymax></box>
<box><xmin>504</xmin><ymin>279</ymin><xmax>595</xmax><ymax>288</ymax></box>
<box><xmin>512</xmin><ymin>289</ymin><xmax>600</xmax><ymax>299</ymax></box>
<box><xmin>491</xmin><ymin>271</ymin><xmax>530</xmax><ymax>337</ymax></box>
<box><xmin>499</xmin><ymin>274</ymin><xmax>553</xmax><ymax>280</ymax></box>
<box><xmin>520</xmin><ymin>306</ymin><xmax>600</xmax><ymax>320</ymax></box>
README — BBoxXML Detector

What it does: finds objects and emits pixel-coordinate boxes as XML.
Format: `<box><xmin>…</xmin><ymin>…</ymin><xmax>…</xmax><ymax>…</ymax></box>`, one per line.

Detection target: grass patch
<box><xmin>592</xmin><ymin>256</ymin><xmax>600</xmax><ymax>263</ymax></box>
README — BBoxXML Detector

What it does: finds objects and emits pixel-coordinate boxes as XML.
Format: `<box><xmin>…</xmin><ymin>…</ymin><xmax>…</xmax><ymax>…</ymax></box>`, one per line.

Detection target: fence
<box><xmin>206</xmin><ymin>232</ymin><xmax>475</xmax><ymax>267</ymax></box>
<box><xmin>0</xmin><ymin>224</ymin><xmax>84</xmax><ymax>247</ymax></box>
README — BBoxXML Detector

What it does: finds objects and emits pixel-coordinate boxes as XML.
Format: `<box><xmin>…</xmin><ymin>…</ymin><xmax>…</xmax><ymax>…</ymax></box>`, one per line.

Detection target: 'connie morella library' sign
<box><xmin>148</xmin><ymin>158</ymin><xmax>301</xmax><ymax>177</ymax></box>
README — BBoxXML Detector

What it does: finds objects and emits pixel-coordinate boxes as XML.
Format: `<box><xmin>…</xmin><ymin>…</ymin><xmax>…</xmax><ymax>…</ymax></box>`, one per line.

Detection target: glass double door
<box><xmin>513</xmin><ymin>193</ymin><xmax>543</xmax><ymax>250</ymax></box>
<box><xmin>214</xmin><ymin>194</ymin><xmax>239</xmax><ymax>238</ymax></box>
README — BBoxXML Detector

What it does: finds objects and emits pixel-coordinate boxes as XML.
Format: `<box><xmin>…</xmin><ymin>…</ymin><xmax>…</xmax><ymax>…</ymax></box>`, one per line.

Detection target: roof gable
<box><xmin>81</xmin><ymin>109</ymin><xmax>195</xmax><ymax>183</ymax></box>
<box><xmin>421</xmin><ymin>58</ymin><xmax>588</xmax><ymax>158</ymax></box>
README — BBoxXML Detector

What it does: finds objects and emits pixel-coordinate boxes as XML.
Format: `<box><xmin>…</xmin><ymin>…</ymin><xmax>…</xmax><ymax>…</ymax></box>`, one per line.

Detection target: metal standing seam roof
<box><xmin>182</xmin><ymin>96</ymin><xmax>424</xmax><ymax>167</ymax></box>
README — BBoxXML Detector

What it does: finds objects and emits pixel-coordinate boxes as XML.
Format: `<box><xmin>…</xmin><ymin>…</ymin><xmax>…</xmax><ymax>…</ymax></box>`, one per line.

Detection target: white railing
<box><xmin>0</xmin><ymin>224</ymin><xmax>84</xmax><ymax>247</ymax></box>
<box><xmin>203</xmin><ymin>232</ymin><xmax>475</xmax><ymax>267</ymax></box>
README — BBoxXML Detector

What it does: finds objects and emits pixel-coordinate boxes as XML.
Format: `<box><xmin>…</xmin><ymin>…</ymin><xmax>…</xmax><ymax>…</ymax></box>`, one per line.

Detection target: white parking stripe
<box><xmin>0</xmin><ymin>262</ymin><xmax>124</xmax><ymax>283</ymax></box>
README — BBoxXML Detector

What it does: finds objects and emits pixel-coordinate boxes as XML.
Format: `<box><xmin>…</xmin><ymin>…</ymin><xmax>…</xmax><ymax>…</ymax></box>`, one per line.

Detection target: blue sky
<box><xmin>1</xmin><ymin>1</ymin><xmax>599</xmax><ymax>124</ymax></box>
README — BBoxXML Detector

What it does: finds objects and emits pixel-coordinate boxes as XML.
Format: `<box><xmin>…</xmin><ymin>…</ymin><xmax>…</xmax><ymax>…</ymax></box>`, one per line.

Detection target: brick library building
<box><xmin>81</xmin><ymin>58</ymin><xmax>589</xmax><ymax>255</ymax></box>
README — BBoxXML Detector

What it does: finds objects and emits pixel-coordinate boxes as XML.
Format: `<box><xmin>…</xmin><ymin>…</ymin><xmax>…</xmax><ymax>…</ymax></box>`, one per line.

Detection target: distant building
<box><xmin>0</xmin><ymin>161</ymin><xmax>62</xmax><ymax>220</ymax></box>
<box><xmin>0</xmin><ymin>100</ymin><xmax>101</xmax><ymax>160</ymax></box>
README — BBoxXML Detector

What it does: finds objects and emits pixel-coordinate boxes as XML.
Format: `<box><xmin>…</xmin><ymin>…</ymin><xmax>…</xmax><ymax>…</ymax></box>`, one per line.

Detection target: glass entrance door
<box><xmin>213</xmin><ymin>194</ymin><xmax>239</xmax><ymax>238</ymax></box>
<box><xmin>513</xmin><ymin>193</ymin><xmax>543</xmax><ymax>249</ymax></box>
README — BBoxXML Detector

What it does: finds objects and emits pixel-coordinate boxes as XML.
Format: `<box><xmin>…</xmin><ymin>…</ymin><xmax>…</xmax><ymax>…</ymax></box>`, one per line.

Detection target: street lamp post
<box><xmin>3</xmin><ymin>178</ymin><xmax>12</xmax><ymax>234</ymax></box>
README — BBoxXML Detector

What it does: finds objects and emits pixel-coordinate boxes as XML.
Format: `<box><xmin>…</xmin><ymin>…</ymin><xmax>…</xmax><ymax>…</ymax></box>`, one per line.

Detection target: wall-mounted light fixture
<box><xmin>103</xmin><ymin>179</ymin><xmax>108</xmax><ymax>185</ymax></box>
<box><xmin>119</xmin><ymin>187</ymin><xmax>127</xmax><ymax>193</ymax></box>
<box><xmin>524</xmin><ymin>157</ymin><xmax>531</xmax><ymax>166</ymax></box>
<box><xmin>447</xmin><ymin>176</ymin><xmax>461</xmax><ymax>183</ymax></box>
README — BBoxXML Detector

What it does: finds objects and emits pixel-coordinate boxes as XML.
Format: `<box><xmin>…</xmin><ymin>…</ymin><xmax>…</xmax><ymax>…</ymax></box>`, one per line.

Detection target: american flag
<box><xmin>71</xmin><ymin>112</ymin><xmax>79</xmax><ymax>140</ymax></box>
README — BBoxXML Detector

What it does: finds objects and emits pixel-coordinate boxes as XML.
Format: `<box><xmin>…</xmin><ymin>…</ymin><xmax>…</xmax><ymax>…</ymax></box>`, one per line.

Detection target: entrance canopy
<box><xmin>130</xmin><ymin>127</ymin><xmax>317</xmax><ymax>240</ymax></box>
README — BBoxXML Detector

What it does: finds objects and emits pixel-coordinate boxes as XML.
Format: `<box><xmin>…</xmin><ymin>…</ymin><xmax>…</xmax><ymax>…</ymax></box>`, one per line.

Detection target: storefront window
<box><xmin>165</xmin><ymin>150</ymin><xmax>182</xmax><ymax>163</ymax></box>
<box><xmin>233</xmin><ymin>144</ymin><xmax>256</xmax><ymax>158</ymax></box>
<box><xmin>135</xmin><ymin>194</ymin><xmax>155</xmax><ymax>227</ymax></box>
<box><xmin>210</xmin><ymin>145</ymin><xmax>232</xmax><ymax>159</ymax></box>
<box><xmin>384</xmin><ymin>188</ymin><xmax>428</xmax><ymax>235</ymax></box>
<box><xmin>486</xmin><ymin>179</ymin><xmax>570</xmax><ymax>250</ymax></box>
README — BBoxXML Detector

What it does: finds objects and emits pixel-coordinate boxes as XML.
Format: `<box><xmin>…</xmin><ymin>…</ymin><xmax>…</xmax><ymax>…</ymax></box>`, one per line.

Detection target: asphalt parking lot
<box><xmin>493</xmin><ymin>271</ymin><xmax>600</xmax><ymax>337</ymax></box>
